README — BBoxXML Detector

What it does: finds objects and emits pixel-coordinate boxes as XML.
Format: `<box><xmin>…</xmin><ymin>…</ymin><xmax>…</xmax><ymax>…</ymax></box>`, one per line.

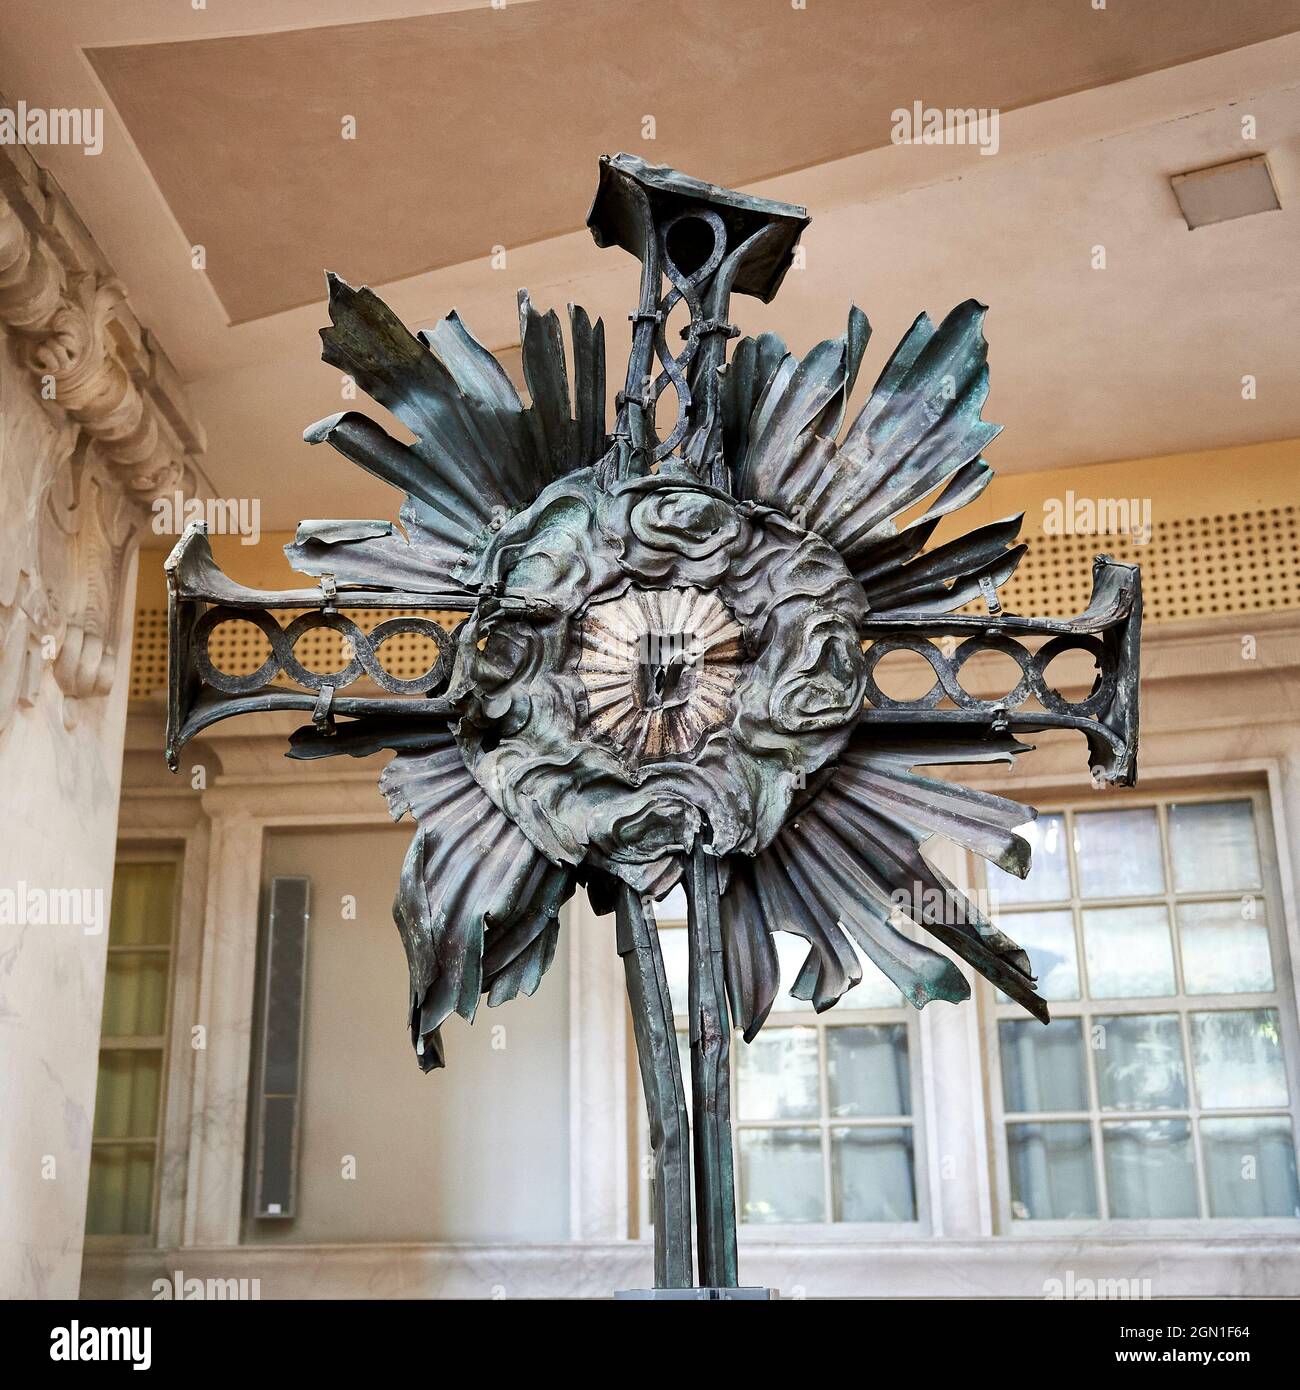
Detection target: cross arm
<box><xmin>857</xmin><ymin>555</ymin><xmax>1142</xmax><ymax>785</ymax></box>
<box><xmin>164</xmin><ymin>522</ymin><xmax>470</xmax><ymax>769</ymax></box>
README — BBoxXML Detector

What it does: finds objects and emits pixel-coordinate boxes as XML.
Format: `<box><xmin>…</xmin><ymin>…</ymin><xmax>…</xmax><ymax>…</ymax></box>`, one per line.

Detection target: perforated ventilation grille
<box><xmin>128</xmin><ymin>506</ymin><xmax>1299</xmax><ymax>698</ymax></box>
<box><xmin>992</xmin><ymin>505</ymin><xmax>1299</xmax><ymax>622</ymax></box>
<box><xmin>132</xmin><ymin>607</ymin><xmax>169</xmax><ymax>699</ymax></box>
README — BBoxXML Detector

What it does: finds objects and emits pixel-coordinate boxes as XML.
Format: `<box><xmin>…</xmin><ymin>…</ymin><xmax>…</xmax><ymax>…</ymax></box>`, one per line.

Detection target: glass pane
<box><xmin>1082</xmin><ymin>906</ymin><xmax>1174</xmax><ymax>998</ymax></box>
<box><xmin>992</xmin><ymin>813</ymin><xmax>1069</xmax><ymax>905</ymax></box>
<box><xmin>1103</xmin><ymin>1119</ymin><xmax>1197</xmax><ymax>1218</ymax></box>
<box><xmin>1094</xmin><ymin>1014</ymin><xmax>1187</xmax><ymax>1112</ymax></box>
<box><xmin>1168</xmin><ymin>800</ymin><xmax>1261</xmax><ymax>893</ymax></box>
<box><xmin>827</xmin><ymin>1025</ymin><xmax>910</xmax><ymax>1118</ymax></box>
<box><xmin>738</xmin><ymin>1128</ymin><xmax>823</xmax><ymax>1223</ymax></box>
<box><xmin>1191</xmin><ymin>1009</ymin><xmax>1289</xmax><ymax>1109</ymax></box>
<box><xmin>102</xmin><ymin>951</ymin><xmax>169</xmax><ymax>1037</ymax></box>
<box><xmin>85</xmin><ymin>1143</ymin><xmax>156</xmax><ymax>1236</ymax></box>
<box><xmin>997</xmin><ymin>910</ymin><xmax>1078</xmax><ymax>1001</ymax></box>
<box><xmin>767</xmin><ymin>935</ymin><xmax>901</xmax><ymax>1012</ymax></box>
<box><xmin>1007</xmin><ymin>1121</ymin><xmax>1097</xmax><ymax>1219</ymax></box>
<box><xmin>664</xmin><ymin>925</ymin><xmax>903</xmax><ymax>1016</ymax></box>
<box><xmin>1074</xmin><ymin>808</ymin><xmax>1164</xmax><ymax>898</ymax></box>
<box><xmin>1000</xmin><ymin>1018</ymin><xmax>1087</xmax><ymax>1113</ymax></box>
<box><xmin>832</xmin><ymin>1126</ymin><xmax>915</xmax><ymax>1221</ymax></box>
<box><xmin>1202</xmin><ymin>1117</ymin><xmax>1300</xmax><ymax>1218</ymax></box>
<box><xmin>837</xmin><ymin>943</ymin><xmax>903</xmax><ymax>1010</ymax></box>
<box><xmin>108</xmin><ymin>862</ymin><xmax>176</xmax><ymax>946</ymax></box>
<box><xmin>659</xmin><ymin>926</ymin><xmax>688</xmax><ymax>1014</ymax></box>
<box><xmin>770</xmin><ymin>934</ymin><xmax>812</xmax><ymax>1013</ymax></box>
<box><xmin>737</xmin><ymin>1026</ymin><xmax>819</xmax><ymax>1120</ymax></box>
<box><xmin>1177</xmin><ymin>901</ymin><xmax>1274</xmax><ymax>995</ymax></box>
<box><xmin>654</xmin><ymin>883</ymin><xmax>688</xmax><ymax>923</ymax></box>
<box><xmin>92</xmin><ymin>1050</ymin><xmax>162</xmax><ymax>1140</ymax></box>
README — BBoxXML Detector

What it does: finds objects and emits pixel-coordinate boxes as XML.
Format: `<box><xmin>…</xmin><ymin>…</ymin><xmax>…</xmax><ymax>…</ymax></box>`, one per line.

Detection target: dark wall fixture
<box><xmin>250</xmin><ymin>875</ymin><xmax>311</xmax><ymax>1222</ymax></box>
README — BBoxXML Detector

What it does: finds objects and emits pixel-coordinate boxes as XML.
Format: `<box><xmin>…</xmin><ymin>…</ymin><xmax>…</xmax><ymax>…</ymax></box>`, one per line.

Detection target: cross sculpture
<box><xmin>165</xmin><ymin>155</ymin><xmax>1141</xmax><ymax>1297</ymax></box>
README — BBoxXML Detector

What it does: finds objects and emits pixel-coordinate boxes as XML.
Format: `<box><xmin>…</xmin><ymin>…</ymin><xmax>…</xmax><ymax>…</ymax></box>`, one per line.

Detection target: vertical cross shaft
<box><xmin>684</xmin><ymin>843</ymin><xmax>739</xmax><ymax>1287</ymax></box>
<box><xmin>616</xmin><ymin>884</ymin><xmax>693</xmax><ymax>1288</ymax></box>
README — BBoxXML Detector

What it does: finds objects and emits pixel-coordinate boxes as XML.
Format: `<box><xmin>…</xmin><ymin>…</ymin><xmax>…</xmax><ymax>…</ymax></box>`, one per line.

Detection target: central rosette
<box><xmin>447</xmin><ymin>465</ymin><xmax>869</xmax><ymax>896</ymax></box>
<box><xmin>578</xmin><ymin>588</ymin><xmax>743</xmax><ymax>765</ymax></box>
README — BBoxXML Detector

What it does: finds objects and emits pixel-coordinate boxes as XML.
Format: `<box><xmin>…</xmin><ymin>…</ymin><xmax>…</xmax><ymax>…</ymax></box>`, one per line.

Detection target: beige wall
<box><xmin>253</xmin><ymin>824</ymin><xmax>571</xmax><ymax>1245</ymax></box>
<box><xmin>957</xmin><ymin>435</ymin><xmax>1299</xmax><ymax>534</ymax></box>
<box><xmin>130</xmin><ymin>432</ymin><xmax>1300</xmax><ymax>606</ymax></box>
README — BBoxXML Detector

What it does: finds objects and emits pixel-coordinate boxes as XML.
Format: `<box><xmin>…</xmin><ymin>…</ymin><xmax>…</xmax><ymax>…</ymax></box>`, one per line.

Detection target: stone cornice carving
<box><xmin>0</xmin><ymin>130</ymin><xmax>206</xmax><ymax>730</ymax></box>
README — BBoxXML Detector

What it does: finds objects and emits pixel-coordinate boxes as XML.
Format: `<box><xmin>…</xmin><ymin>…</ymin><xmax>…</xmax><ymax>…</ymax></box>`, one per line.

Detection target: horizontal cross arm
<box><xmin>164</xmin><ymin>522</ymin><xmax>467</xmax><ymax>770</ymax></box>
<box><xmin>856</xmin><ymin>556</ymin><xmax>1141</xmax><ymax>785</ymax></box>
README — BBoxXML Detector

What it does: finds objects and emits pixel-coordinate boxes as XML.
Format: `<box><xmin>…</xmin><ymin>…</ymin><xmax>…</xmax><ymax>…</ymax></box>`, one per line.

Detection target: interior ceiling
<box><xmin>1</xmin><ymin>1</ymin><xmax>1298</xmax><ymax>532</ymax></box>
<box><xmin>87</xmin><ymin>0</ymin><xmax>1300</xmax><ymax>324</ymax></box>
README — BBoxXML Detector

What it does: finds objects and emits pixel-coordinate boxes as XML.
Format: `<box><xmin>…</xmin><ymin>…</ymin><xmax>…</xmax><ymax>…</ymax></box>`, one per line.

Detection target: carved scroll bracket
<box><xmin>0</xmin><ymin>132</ymin><xmax>208</xmax><ymax>732</ymax></box>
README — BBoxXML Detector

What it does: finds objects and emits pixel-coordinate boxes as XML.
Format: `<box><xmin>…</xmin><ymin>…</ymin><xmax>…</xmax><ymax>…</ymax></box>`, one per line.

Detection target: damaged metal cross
<box><xmin>166</xmin><ymin>154</ymin><xmax>1140</xmax><ymax>1295</ymax></box>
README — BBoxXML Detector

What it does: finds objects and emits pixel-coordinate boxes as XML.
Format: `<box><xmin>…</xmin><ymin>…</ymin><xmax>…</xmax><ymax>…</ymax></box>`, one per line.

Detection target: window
<box><xmin>986</xmin><ymin>792</ymin><xmax>1300</xmax><ymax>1225</ymax></box>
<box><xmin>85</xmin><ymin>858</ymin><xmax>179</xmax><ymax>1237</ymax></box>
<box><xmin>647</xmin><ymin>886</ymin><xmax>922</xmax><ymax>1229</ymax></box>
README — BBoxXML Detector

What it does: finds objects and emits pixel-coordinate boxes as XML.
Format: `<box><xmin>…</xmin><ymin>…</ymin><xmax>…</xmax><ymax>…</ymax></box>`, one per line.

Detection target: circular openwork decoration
<box><xmin>446</xmin><ymin>466</ymin><xmax>869</xmax><ymax>895</ymax></box>
<box><xmin>860</xmin><ymin>632</ymin><xmax>1115</xmax><ymax>717</ymax></box>
<box><xmin>194</xmin><ymin>607</ymin><xmax>450</xmax><ymax>696</ymax></box>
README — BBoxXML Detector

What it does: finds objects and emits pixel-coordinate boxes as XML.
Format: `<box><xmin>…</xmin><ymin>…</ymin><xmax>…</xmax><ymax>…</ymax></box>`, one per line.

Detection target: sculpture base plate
<box><xmin>615</xmin><ymin>1287</ymin><xmax>777</xmax><ymax>1300</ymax></box>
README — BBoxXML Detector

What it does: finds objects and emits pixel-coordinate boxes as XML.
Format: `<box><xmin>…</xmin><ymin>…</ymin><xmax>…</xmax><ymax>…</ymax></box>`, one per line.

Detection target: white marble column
<box><xmin>0</xmin><ymin>559</ymin><xmax>137</xmax><ymax>1297</ymax></box>
<box><xmin>916</xmin><ymin>836</ymin><xmax>995</xmax><ymax>1239</ymax></box>
<box><xmin>181</xmin><ymin>802</ymin><xmax>265</xmax><ymax>1248</ymax></box>
<box><xmin>0</xmin><ymin>143</ymin><xmax>204</xmax><ymax>1297</ymax></box>
<box><xmin>566</xmin><ymin>893</ymin><xmax>631</xmax><ymax>1241</ymax></box>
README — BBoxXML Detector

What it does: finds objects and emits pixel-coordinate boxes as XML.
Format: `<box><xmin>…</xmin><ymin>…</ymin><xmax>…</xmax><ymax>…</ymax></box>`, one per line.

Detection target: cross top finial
<box><xmin>588</xmin><ymin>152</ymin><xmax>809</xmax><ymax>483</ymax></box>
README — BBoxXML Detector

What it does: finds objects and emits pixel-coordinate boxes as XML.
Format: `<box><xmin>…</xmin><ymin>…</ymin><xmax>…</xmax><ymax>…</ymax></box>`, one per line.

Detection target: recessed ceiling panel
<box><xmin>88</xmin><ymin>0</ymin><xmax>1300</xmax><ymax>323</ymax></box>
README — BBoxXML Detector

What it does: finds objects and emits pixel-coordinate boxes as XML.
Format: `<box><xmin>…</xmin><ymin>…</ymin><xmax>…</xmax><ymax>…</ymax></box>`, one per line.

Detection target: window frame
<box><xmin>979</xmin><ymin>784</ymin><xmax>1300</xmax><ymax>1237</ymax></box>
<box><xmin>631</xmin><ymin>918</ymin><xmax>932</xmax><ymax>1242</ymax></box>
<box><xmin>85</xmin><ymin>845</ymin><xmax>184</xmax><ymax>1247</ymax></box>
